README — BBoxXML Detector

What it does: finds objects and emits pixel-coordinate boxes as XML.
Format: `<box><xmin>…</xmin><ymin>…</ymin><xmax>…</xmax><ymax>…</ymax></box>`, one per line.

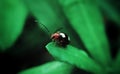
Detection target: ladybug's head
<box><xmin>51</xmin><ymin>32</ymin><xmax>60</xmax><ymax>40</ymax></box>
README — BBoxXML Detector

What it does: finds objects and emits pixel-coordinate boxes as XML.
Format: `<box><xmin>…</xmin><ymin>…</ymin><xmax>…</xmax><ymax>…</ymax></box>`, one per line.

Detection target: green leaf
<box><xmin>24</xmin><ymin>0</ymin><xmax>64</xmax><ymax>34</ymax></box>
<box><xmin>58</xmin><ymin>0</ymin><xmax>111</xmax><ymax>67</ymax></box>
<box><xmin>46</xmin><ymin>42</ymin><xmax>104</xmax><ymax>73</ymax></box>
<box><xmin>0</xmin><ymin>0</ymin><xmax>27</xmax><ymax>51</ymax></box>
<box><xmin>18</xmin><ymin>61</ymin><xmax>73</xmax><ymax>74</ymax></box>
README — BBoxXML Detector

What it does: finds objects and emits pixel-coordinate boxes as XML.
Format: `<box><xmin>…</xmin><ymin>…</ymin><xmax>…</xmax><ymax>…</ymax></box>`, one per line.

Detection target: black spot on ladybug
<box><xmin>51</xmin><ymin>31</ymin><xmax>70</xmax><ymax>47</ymax></box>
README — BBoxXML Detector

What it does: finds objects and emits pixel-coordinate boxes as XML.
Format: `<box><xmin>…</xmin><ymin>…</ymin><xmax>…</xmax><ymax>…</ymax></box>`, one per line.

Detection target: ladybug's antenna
<box><xmin>35</xmin><ymin>20</ymin><xmax>49</xmax><ymax>33</ymax></box>
<box><xmin>40</xmin><ymin>23</ymin><xmax>50</xmax><ymax>33</ymax></box>
<box><xmin>54</xmin><ymin>27</ymin><xmax>63</xmax><ymax>33</ymax></box>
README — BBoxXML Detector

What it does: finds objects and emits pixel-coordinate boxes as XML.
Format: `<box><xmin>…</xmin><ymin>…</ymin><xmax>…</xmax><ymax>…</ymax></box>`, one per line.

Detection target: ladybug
<box><xmin>51</xmin><ymin>31</ymin><xmax>70</xmax><ymax>47</ymax></box>
<box><xmin>38</xmin><ymin>22</ymin><xmax>70</xmax><ymax>47</ymax></box>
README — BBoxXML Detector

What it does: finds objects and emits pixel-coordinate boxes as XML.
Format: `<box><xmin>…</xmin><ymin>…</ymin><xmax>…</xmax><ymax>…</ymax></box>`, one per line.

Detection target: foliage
<box><xmin>0</xmin><ymin>0</ymin><xmax>120</xmax><ymax>74</ymax></box>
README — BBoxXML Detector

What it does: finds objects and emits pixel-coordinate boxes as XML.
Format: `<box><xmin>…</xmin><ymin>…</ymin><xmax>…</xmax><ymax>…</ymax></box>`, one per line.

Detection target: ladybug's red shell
<box><xmin>51</xmin><ymin>32</ymin><xmax>60</xmax><ymax>40</ymax></box>
<box><xmin>51</xmin><ymin>31</ymin><xmax>70</xmax><ymax>47</ymax></box>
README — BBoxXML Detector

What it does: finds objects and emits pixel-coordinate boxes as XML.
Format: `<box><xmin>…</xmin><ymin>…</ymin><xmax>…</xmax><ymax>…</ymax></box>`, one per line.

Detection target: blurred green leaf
<box><xmin>46</xmin><ymin>42</ymin><xmax>105</xmax><ymax>73</ymax></box>
<box><xmin>96</xmin><ymin>0</ymin><xmax>120</xmax><ymax>26</ymax></box>
<box><xmin>58</xmin><ymin>0</ymin><xmax>111</xmax><ymax>67</ymax></box>
<box><xmin>0</xmin><ymin>0</ymin><xmax>27</xmax><ymax>51</ymax></box>
<box><xmin>18</xmin><ymin>61</ymin><xmax>73</xmax><ymax>74</ymax></box>
<box><xmin>25</xmin><ymin>0</ymin><xmax>64</xmax><ymax>34</ymax></box>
